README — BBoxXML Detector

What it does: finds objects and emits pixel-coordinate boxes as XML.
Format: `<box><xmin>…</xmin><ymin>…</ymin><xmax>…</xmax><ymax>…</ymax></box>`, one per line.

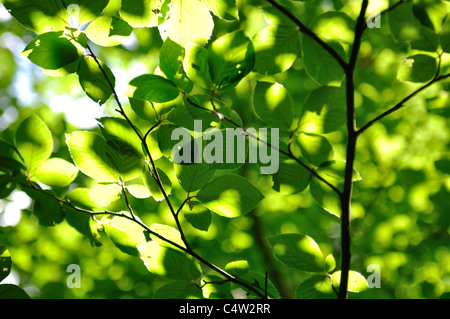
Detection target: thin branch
<box><xmin>84</xmin><ymin>45</ymin><xmax>270</xmax><ymax>299</ymax></box>
<box><xmin>338</xmin><ymin>0</ymin><xmax>369</xmax><ymax>300</ymax></box>
<box><xmin>184</xmin><ymin>93</ymin><xmax>342</xmax><ymax>196</ymax></box>
<box><xmin>266</xmin><ymin>0</ymin><xmax>347</xmax><ymax>69</ymax></box>
<box><xmin>357</xmin><ymin>72</ymin><xmax>450</xmax><ymax>136</ymax></box>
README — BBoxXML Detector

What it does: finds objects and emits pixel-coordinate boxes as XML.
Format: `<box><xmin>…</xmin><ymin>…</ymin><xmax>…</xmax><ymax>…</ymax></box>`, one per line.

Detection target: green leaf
<box><xmin>397</xmin><ymin>54</ymin><xmax>437</xmax><ymax>83</ymax></box>
<box><xmin>77</xmin><ymin>56</ymin><xmax>115</xmax><ymax>105</ymax></box>
<box><xmin>104</xmin><ymin>139</ymin><xmax>146</xmax><ymax>182</ymax></box>
<box><xmin>125</xmin><ymin>74</ymin><xmax>180</xmax><ymax>103</ymax></box>
<box><xmin>160</xmin><ymin>37</ymin><xmax>194</xmax><ymax>92</ymax></box>
<box><xmin>208</xmin><ymin>30</ymin><xmax>255</xmax><ymax>91</ymax></box>
<box><xmin>412</xmin><ymin>0</ymin><xmax>447</xmax><ymax>33</ymax></box>
<box><xmin>225</xmin><ymin>260</ymin><xmax>249</xmax><ymax>277</ymax></box>
<box><xmin>0</xmin><ymin>284</ymin><xmax>31</xmax><ymax>299</ymax></box>
<box><xmin>33</xmin><ymin>158</ymin><xmax>78</xmax><ymax>187</ymax></box>
<box><xmin>142</xmin><ymin>168</ymin><xmax>172</xmax><ymax>201</ymax></box>
<box><xmin>253</xmin><ymin>81</ymin><xmax>294</xmax><ymax>130</ymax></box>
<box><xmin>21</xmin><ymin>185</ymin><xmax>64</xmax><ymax>226</ymax></box>
<box><xmin>22</xmin><ymin>32</ymin><xmax>79</xmax><ymax>70</ymax></box>
<box><xmin>120</xmin><ymin>0</ymin><xmax>169</xmax><ymax>28</ymax></box>
<box><xmin>292</xmin><ymin>132</ymin><xmax>334</xmax><ymax>166</ymax></box>
<box><xmin>311</xmin><ymin>12</ymin><xmax>355</xmax><ymax>44</ymax></box>
<box><xmin>97</xmin><ymin>117</ymin><xmax>145</xmax><ymax>157</ymax></box>
<box><xmin>64</xmin><ymin>207</ymin><xmax>102</xmax><ymax>247</ymax></box>
<box><xmin>99</xmin><ymin>214</ymin><xmax>147</xmax><ymax>256</ymax></box>
<box><xmin>298</xmin><ymin>86</ymin><xmax>346</xmax><ymax>134</ymax></box>
<box><xmin>302</xmin><ymin>36</ymin><xmax>346</xmax><ymax>86</ymax></box>
<box><xmin>138</xmin><ymin>241</ymin><xmax>201</xmax><ymax>280</ymax></box>
<box><xmin>0</xmin><ymin>175</ymin><xmax>15</xmax><ymax>199</ymax></box>
<box><xmin>175</xmin><ymin>162</ymin><xmax>215</xmax><ymax>193</ymax></box>
<box><xmin>331</xmin><ymin>270</ymin><xmax>368</xmax><ymax>293</ymax></box>
<box><xmin>125</xmin><ymin>183</ymin><xmax>151</xmax><ymax>199</ymax></box>
<box><xmin>388</xmin><ymin>1</ymin><xmax>440</xmax><ymax>52</ymax></box>
<box><xmin>84</xmin><ymin>16</ymin><xmax>133</xmax><ymax>47</ymax></box>
<box><xmin>183</xmin><ymin>43</ymin><xmax>213</xmax><ymax>90</ymax></box>
<box><xmin>15</xmin><ymin>114</ymin><xmax>53</xmax><ymax>173</ymax></box>
<box><xmin>0</xmin><ymin>245</ymin><xmax>12</xmax><ymax>283</ymax></box>
<box><xmin>272</xmin><ymin>159</ymin><xmax>312</xmax><ymax>194</ymax></box>
<box><xmin>296</xmin><ymin>275</ymin><xmax>335</xmax><ymax>299</ymax></box>
<box><xmin>195</xmin><ymin>174</ymin><xmax>264</xmax><ymax>218</ymax></box>
<box><xmin>268</xmin><ymin>233</ymin><xmax>327</xmax><ymax>273</ymax></box>
<box><xmin>181</xmin><ymin>200</ymin><xmax>212</xmax><ymax>231</ymax></box>
<box><xmin>0</xmin><ymin>140</ymin><xmax>24</xmax><ymax>174</ymax></box>
<box><xmin>154</xmin><ymin>281</ymin><xmax>203</xmax><ymax>299</ymax></box>
<box><xmin>310</xmin><ymin>177</ymin><xmax>341</xmax><ymax>217</ymax></box>
<box><xmin>66</xmin><ymin>131</ymin><xmax>120</xmax><ymax>183</ymax></box>
<box><xmin>89</xmin><ymin>183</ymin><xmax>121</xmax><ymax>207</ymax></box>
<box><xmin>252</xmin><ymin>25</ymin><xmax>301</xmax><ymax>75</ymax></box>
<box><xmin>158</xmin><ymin>0</ymin><xmax>214</xmax><ymax>46</ymax></box>
<box><xmin>2</xmin><ymin>0</ymin><xmax>69</xmax><ymax>33</ymax></box>
<box><xmin>66</xmin><ymin>0</ymin><xmax>110</xmax><ymax>27</ymax></box>
<box><xmin>149</xmin><ymin>223</ymin><xmax>185</xmax><ymax>249</ymax></box>
<box><xmin>200</xmin><ymin>0</ymin><xmax>239</xmax><ymax>20</ymax></box>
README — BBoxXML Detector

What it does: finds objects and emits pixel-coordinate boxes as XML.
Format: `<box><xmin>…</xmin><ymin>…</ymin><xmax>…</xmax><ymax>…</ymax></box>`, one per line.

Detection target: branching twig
<box><xmin>83</xmin><ymin>45</ymin><xmax>269</xmax><ymax>299</ymax></box>
<box><xmin>357</xmin><ymin>72</ymin><xmax>450</xmax><ymax>136</ymax></box>
<box><xmin>183</xmin><ymin>93</ymin><xmax>342</xmax><ymax>196</ymax></box>
<box><xmin>266</xmin><ymin>0</ymin><xmax>347</xmax><ymax>69</ymax></box>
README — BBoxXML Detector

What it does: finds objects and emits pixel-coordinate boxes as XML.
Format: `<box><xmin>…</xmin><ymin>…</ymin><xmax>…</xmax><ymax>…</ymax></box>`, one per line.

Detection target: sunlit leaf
<box><xmin>85</xmin><ymin>16</ymin><xmax>133</xmax><ymax>47</ymax></box>
<box><xmin>33</xmin><ymin>158</ymin><xmax>78</xmax><ymax>187</ymax></box>
<box><xmin>292</xmin><ymin>132</ymin><xmax>335</xmax><ymax>166</ymax></box>
<box><xmin>0</xmin><ymin>245</ymin><xmax>11</xmax><ymax>283</ymax></box>
<box><xmin>149</xmin><ymin>223</ymin><xmax>185</xmax><ymax>249</ymax></box>
<box><xmin>298</xmin><ymin>86</ymin><xmax>346</xmax><ymax>134</ymax></box>
<box><xmin>225</xmin><ymin>260</ymin><xmax>249</xmax><ymax>277</ymax></box>
<box><xmin>99</xmin><ymin>214</ymin><xmax>147</xmax><ymax>256</ymax></box>
<box><xmin>22</xmin><ymin>32</ymin><xmax>79</xmax><ymax>70</ymax></box>
<box><xmin>296</xmin><ymin>275</ymin><xmax>335</xmax><ymax>299</ymax></box>
<box><xmin>138</xmin><ymin>241</ymin><xmax>201</xmax><ymax>280</ymax></box>
<box><xmin>200</xmin><ymin>0</ymin><xmax>239</xmax><ymax>20</ymax></box>
<box><xmin>252</xmin><ymin>24</ymin><xmax>300</xmax><ymax>75</ymax></box>
<box><xmin>160</xmin><ymin>37</ymin><xmax>194</xmax><ymax>92</ymax></box>
<box><xmin>2</xmin><ymin>0</ymin><xmax>69</xmax><ymax>33</ymax></box>
<box><xmin>196</xmin><ymin>174</ymin><xmax>264</xmax><ymax>218</ymax></box>
<box><xmin>15</xmin><ymin>114</ymin><xmax>53</xmax><ymax>173</ymax></box>
<box><xmin>253</xmin><ymin>81</ymin><xmax>294</xmax><ymax>130</ymax></box>
<box><xmin>142</xmin><ymin>167</ymin><xmax>172</xmax><ymax>201</ymax></box>
<box><xmin>183</xmin><ymin>42</ymin><xmax>213</xmax><ymax>90</ymax></box>
<box><xmin>158</xmin><ymin>0</ymin><xmax>214</xmax><ymax>46</ymax></box>
<box><xmin>175</xmin><ymin>162</ymin><xmax>215</xmax><ymax>193</ymax></box>
<box><xmin>66</xmin><ymin>131</ymin><xmax>120</xmax><ymax>183</ymax></box>
<box><xmin>120</xmin><ymin>0</ymin><xmax>168</xmax><ymax>28</ymax></box>
<box><xmin>208</xmin><ymin>30</ymin><xmax>255</xmax><ymax>91</ymax></box>
<box><xmin>268</xmin><ymin>233</ymin><xmax>327</xmax><ymax>273</ymax></box>
<box><xmin>272</xmin><ymin>159</ymin><xmax>312</xmax><ymax>194</ymax></box>
<box><xmin>397</xmin><ymin>54</ymin><xmax>437</xmax><ymax>83</ymax></box>
<box><xmin>77</xmin><ymin>56</ymin><xmax>115</xmax><ymax>105</ymax></box>
<box><xmin>65</xmin><ymin>0</ymin><xmax>110</xmax><ymax>27</ymax></box>
<box><xmin>302</xmin><ymin>36</ymin><xmax>346</xmax><ymax>86</ymax></box>
<box><xmin>125</xmin><ymin>74</ymin><xmax>180</xmax><ymax>103</ymax></box>
<box><xmin>331</xmin><ymin>270</ymin><xmax>369</xmax><ymax>293</ymax></box>
<box><xmin>181</xmin><ymin>200</ymin><xmax>212</xmax><ymax>231</ymax></box>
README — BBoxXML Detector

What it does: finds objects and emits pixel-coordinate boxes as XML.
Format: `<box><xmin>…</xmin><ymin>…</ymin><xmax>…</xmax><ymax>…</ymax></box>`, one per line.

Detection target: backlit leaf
<box><xmin>196</xmin><ymin>174</ymin><xmax>264</xmax><ymax>218</ymax></box>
